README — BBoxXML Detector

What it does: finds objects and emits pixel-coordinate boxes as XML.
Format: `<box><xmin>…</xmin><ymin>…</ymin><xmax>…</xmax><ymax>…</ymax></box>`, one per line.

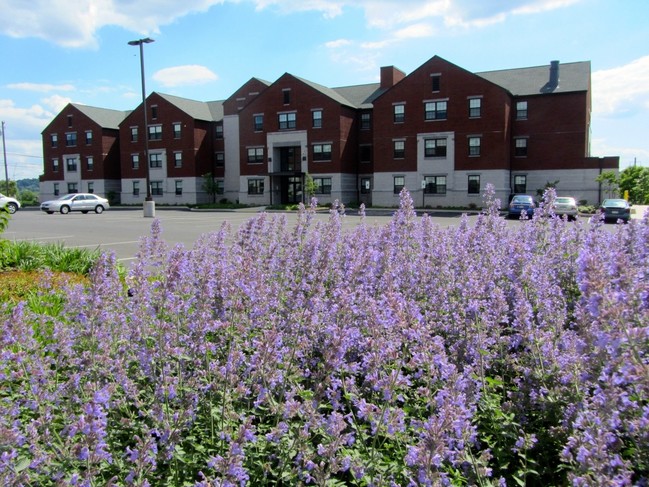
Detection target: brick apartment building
<box><xmin>40</xmin><ymin>55</ymin><xmax>619</xmax><ymax>207</ymax></box>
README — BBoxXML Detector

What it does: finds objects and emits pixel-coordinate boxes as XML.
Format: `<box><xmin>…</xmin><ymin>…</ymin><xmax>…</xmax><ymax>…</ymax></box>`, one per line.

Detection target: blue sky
<box><xmin>1</xmin><ymin>0</ymin><xmax>648</xmax><ymax>180</ymax></box>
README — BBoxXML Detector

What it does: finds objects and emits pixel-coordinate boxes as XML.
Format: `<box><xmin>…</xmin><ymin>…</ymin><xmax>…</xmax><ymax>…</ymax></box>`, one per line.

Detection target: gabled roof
<box><xmin>157</xmin><ymin>92</ymin><xmax>220</xmax><ymax>121</ymax></box>
<box><xmin>477</xmin><ymin>61</ymin><xmax>590</xmax><ymax>96</ymax></box>
<box><xmin>293</xmin><ymin>75</ymin><xmax>358</xmax><ymax>109</ymax></box>
<box><xmin>333</xmin><ymin>83</ymin><xmax>385</xmax><ymax>109</ymax></box>
<box><xmin>207</xmin><ymin>100</ymin><xmax>225</xmax><ymax>121</ymax></box>
<box><xmin>72</xmin><ymin>103</ymin><xmax>130</xmax><ymax>129</ymax></box>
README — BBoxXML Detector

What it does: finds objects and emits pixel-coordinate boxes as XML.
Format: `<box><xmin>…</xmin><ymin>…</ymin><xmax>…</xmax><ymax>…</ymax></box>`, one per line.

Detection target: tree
<box><xmin>618</xmin><ymin>166</ymin><xmax>649</xmax><ymax>204</ymax></box>
<box><xmin>596</xmin><ymin>171</ymin><xmax>619</xmax><ymax>199</ymax></box>
<box><xmin>304</xmin><ymin>173</ymin><xmax>317</xmax><ymax>201</ymax></box>
<box><xmin>202</xmin><ymin>173</ymin><xmax>218</xmax><ymax>204</ymax></box>
<box><xmin>536</xmin><ymin>180</ymin><xmax>560</xmax><ymax>198</ymax></box>
<box><xmin>0</xmin><ymin>180</ymin><xmax>18</xmax><ymax>197</ymax></box>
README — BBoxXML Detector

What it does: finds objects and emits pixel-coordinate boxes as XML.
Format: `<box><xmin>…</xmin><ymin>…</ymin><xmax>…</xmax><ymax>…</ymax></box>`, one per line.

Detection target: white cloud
<box><xmin>325</xmin><ymin>38</ymin><xmax>352</xmax><ymax>49</ymax></box>
<box><xmin>152</xmin><ymin>65</ymin><xmax>219</xmax><ymax>88</ymax></box>
<box><xmin>0</xmin><ymin>0</ymin><xmax>225</xmax><ymax>48</ymax></box>
<box><xmin>592</xmin><ymin>56</ymin><xmax>649</xmax><ymax>117</ymax></box>
<box><xmin>0</xmin><ymin>0</ymin><xmax>584</xmax><ymax>49</ymax></box>
<box><xmin>7</xmin><ymin>82</ymin><xmax>76</xmax><ymax>93</ymax></box>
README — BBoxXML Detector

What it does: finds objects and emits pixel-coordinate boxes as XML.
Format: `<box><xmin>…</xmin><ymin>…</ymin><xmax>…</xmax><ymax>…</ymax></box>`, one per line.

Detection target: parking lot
<box><xmin>4</xmin><ymin>205</ymin><xmax>645</xmax><ymax>264</ymax></box>
<box><xmin>2</xmin><ymin>207</ymin><xmax>419</xmax><ymax>263</ymax></box>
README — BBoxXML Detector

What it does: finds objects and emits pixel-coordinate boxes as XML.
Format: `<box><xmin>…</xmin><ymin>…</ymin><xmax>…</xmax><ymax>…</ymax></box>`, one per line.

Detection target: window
<box><xmin>52</xmin><ymin>158</ymin><xmax>59</xmax><ymax>172</ymax></box>
<box><xmin>215</xmin><ymin>123</ymin><xmax>223</xmax><ymax>139</ymax></box>
<box><xmin>424</xmin><ymin>138</ymin><xmax>447</xmax><ymax>157</ymax></box>
<box><xmin>53</xmin><ymin>183</ymin><xmax>59</xmax><ymax>196</ymax></box>
<box><xmin>216</xmin><ymin>179</ymin><xmax>224</xmax><ymax>195</ymax></box>
<box><xmin>313</xmin><ymin>143</ymin><xmax>332</xmax><ymax>161</ymax></box>
<box><xmin>148</xmin><ymin>125</ymin><xmax>162</xmax><ymax>140</ymax></box>
<box><xmin>360</xmin><ymin>178</ymin><xmax>371</xmax><ymax>194</ymax></box>
<box><xmin>393</xmin><ymin>104</ymin><xmax>405</xmax><ymax>123</ymax></box>
<box><xmin>283</xmin><ymin>89</ymin><xmax>291</xmax><ymax>104</ymax></box>
<box><xmin>87</xmin><ymin>156</ymin><xmax>94</xmax><ymax>171</ymax></box>
<box><xmin>131</xmin><ymin>154</ymin><xmax>140</xmax><ymax>169</ymax></box>
<box><xmin>67</xmin><ymin>182</ymin><xmax>78</xmax><ymax>193</ymax></box>
<box><xmin>360</xmin><ymin>145</ymin><xmax>372</xmax><ymax>163</ymax></box>
<box><xmin>513</xmin><ymin>175</ymin><xmax>527</xmax><ymax>194</ymax></box>
<box><xmin>175</xmin><ymin>180</ymin><xmax>183</xmax><ymax>196</ymax></box>
<box><xmin>425</xmin><ymin>101</ymin><xmax>447</xmax><ymax>120</ymax></box>
<box><xmin>65</xmin><ymin>132</ymin><xmax>77</xmax><ymax>147</ymax></box>
<box><xmin>248</xmin><ymin>178</ymin><xmax>264</xmax><ymax>195</ymax></box>
<box><xmin>516</xmin><ymin>101</ymin><xmax>528</xmax><ymax>119</ymax></box>
<box><xmin>174</xmin><ymin>152</ymin><xmax>183</xmax><ymax>168</ymax></box>
<box><xmin>67</xmin><ymin>115</ymin><xmax>73</xmax><ymax>127</ymax></box>
<box><xmin>216</xmin><ymin>152</ymin><xmax>224</xmax><ymax>167</ymax></box>
<box><xmin>361</xmin><ymin>112</ymin><xmax>371</xmax><ymax>130</ymax></box>
<box><xmin>424</xmin><ymin>175</ymin><xmax>447</xmax><ymax>194</ymax></box>
<box><xmin>151</xmin><ymin>181</ymin><xmax>163</xmax><ymax>196</ymax></box>
<box><xmin>468</xmin><ymin>136</ymin><xmax>481</xmax><ymax>156</ymax></box>
<box><xmin>393</xmin><ymin>140</ymin><xmax>405</xmax><ymax>159</ymax></box>
<box><xmin>312</xmin><ymin>110</ymin><xmax>322</xmax><ymax>128</ymax></box>
<box><xmin>468</xmin><ymin>175</ymin><xmax>480</xmax><ymax>194</ymax></box>
<box><xmin>133</xmin><ymin>181</ymin><xmax>140</xmax><ymax>196</ymax></box>
<box><xmin>173</xmin><ymin>123</ymin><xmax>181</xmax><ymax>139</ymax></box>
<box><xmin>85</xmin><ymin>130</ymin><xmax>93</xmax><ymax>145</ymax></box>
<box><xmin>149</xmin><ymin>153</ymin><xmax>163</xmax><ymax>168</ymax></box>
<box><xmin>50</xmin><ymin>134</ymin><xmax>58</xmax><ymax>148</ymax></box>
<box><xmin>87</xmin><ymin>182</ymin><xmax>94</xmax><ymax>193</ymax></box>
<box><xmin>278</xmin><ymin>112</ymin><xmax>296</xmax><ymax>130</ymax></box>
<box><xmin>131</xmin><ymin>127</ymin><xmax>138</xmax><ymax>142</ymax></box>
<box><xmin>313</xmin><ymin>177</ymin><xmax>332</xmax><ymax>195</ymax></box>
<box><xmin>431</xmin><ymin>74</ymin><xmax>441</xmax><ymax>92</ymax></box>
<box><xmin>393</xmin><ymin>176</ymin><xmax>405</xmax><ymax>194</ymax></box>
<box><xmin>469</xmin><ymin>98</ymin><xmax>481</xmax><ymax>118</ymax></box>
<box><xmin>151</xmin><ymin>105</ymin><xmax>158</xmax><ymax>120</ymax></box>
<box><xmin>66</xmin><ymin>157</ymin><xmax>77</xmax><ymax>172</ymax></box>
<box><xmin>247</xmin><ymin>147</ymin><xmax>264</xmax><ymax>164</ymax></box>
<box><xmin>515</xmin><ymin>138</ymin><xmax>528</xmax><ymax>157</ymax></box>
<box><xmin>254</xmin><ymin>114</ymin><xmax>264</xmax><ymax>131</ymax></box>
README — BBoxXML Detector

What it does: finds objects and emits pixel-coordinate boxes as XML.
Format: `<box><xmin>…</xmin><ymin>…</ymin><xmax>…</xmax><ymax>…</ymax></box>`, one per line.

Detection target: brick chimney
<box><xmin>380</xmin><ymin>66</ymin><xmax>406</xmax><ymax>89</ymax></box>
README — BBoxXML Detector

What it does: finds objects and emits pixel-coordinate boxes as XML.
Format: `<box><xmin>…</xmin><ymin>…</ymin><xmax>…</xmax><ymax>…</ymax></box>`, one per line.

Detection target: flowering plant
<box><xmin>1</xmin><ymin>186</ymin><xmax>647</xmax><ymax>486</ymax></box>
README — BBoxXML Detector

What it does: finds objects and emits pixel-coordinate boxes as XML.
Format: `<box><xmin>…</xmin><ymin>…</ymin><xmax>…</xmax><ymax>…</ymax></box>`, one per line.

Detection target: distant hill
<box><xmin>17</xmin><ymin>178</ymin><xmax>39</xmax><ymax>192</ymax></box>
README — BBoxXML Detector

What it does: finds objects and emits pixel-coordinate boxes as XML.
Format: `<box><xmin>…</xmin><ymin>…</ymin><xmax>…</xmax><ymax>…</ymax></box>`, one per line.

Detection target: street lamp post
<box><xmin>128</xmin><ymin>37</ymin><xmax>155</xmax><ymax>217</ymax></box>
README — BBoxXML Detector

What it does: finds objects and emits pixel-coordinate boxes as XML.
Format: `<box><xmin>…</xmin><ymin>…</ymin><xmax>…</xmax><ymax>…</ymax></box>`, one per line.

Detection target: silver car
<box><xmin>552</xmin><ymin>196</ymin><xmax>579</xmax><ymax>220</ymax></box>
<box><xmin>41</xmin><ymin>193</ymin><xmax>110</xmax><ymax>214</ymax></box>
<box><xmin>0</xmin><ymin>193</ymin><xmax>21</xmax><ymax>214</ymax></box>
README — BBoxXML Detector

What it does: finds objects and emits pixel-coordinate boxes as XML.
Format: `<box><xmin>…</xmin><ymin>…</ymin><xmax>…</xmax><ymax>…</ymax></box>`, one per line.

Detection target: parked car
<box><xmin>0</xmin><ymin>193</ymin><xmax>20</xmax><ymax>214</ymax></box>
<box><xmin>508</xmin><ymin>194</ymin><xmax>536</xmax><ymax>219</ymax></box>
<box><xmin>552</xmin><ymin>196</ymin><xmax>579</xmax><ymax>220</ymax></box>
<box><xmin>41</xmin><ymin>193</ymin><xmax>110</xmax><ymax>214</ymax></box>
<box><xmin>599</xmin><ymin>198</ymin><xmax>631</xmax><ymax>223</ymax></box>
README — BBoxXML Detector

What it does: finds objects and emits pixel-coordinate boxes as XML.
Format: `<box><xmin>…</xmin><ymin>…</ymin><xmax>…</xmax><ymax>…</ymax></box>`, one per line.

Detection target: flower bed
<box><xmin>1</xmin><ymin>187</ymin><xmax>647</xmax><ymax>486</ymax></box>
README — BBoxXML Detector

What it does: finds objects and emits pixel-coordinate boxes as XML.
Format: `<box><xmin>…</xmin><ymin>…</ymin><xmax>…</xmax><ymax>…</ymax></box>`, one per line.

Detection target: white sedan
<box><xmin>41</xmin><ymin>193</ymin><xmax>110</xmax><ymax>214</ymax></box>
<box><xmin>0</xmin><ymin>193</ymin><xmax>21</xmax><ymax>214</ymax></box>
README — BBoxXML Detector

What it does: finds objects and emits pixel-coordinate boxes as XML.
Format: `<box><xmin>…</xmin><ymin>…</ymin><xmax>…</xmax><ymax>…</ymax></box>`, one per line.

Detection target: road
<box><xmin>4</xmin><ymin>205</ymin><xmax>646</xmax><ymax>264</ymax></box>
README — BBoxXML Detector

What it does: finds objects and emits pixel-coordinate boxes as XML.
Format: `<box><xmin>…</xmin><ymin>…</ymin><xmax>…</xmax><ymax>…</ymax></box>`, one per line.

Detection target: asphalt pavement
<box><xmin>5</xmin><ymin>205</ymin><xmax>646</xmax><ymax>264</ymax></box>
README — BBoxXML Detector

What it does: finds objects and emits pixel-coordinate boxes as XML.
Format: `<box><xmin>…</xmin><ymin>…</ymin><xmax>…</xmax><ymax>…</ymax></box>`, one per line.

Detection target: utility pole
<box><xmin>1</xmin><ymin>121</ymin><xmax>9</xmax><ymax>195</ymax></box>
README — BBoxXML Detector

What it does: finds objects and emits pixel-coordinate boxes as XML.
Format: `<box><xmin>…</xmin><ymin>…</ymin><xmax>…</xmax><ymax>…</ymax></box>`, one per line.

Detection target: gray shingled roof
<box><xmin>333</xmin><ymin>83</ymin><xmax>385</xmax><ymax>109</ymax></box>
<box><xmin>294</xmin><ymin>75</ymin><xmax>359</xmax><ymax>109</ymax></box>
<box><xmin>158</xmin><ymin>93</ymin><xmax>220</xmax><ymax>121</ymax></box>
<box><xmin>477</xmin><ymin>61</ymin><xmax>590</xmax><ymax>96</ymax></box>
<box><xmin>72</xmin><ymin>104</ymin><xmax>130</xmax><ymax>129</ymax></box>
<box><xmin>206</xmin><ymin>100</ymin><xmax>225</xmax><ymax>121</ymax></box>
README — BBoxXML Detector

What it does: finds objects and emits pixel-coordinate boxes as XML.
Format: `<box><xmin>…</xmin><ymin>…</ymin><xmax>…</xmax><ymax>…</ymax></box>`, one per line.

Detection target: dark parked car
<box><xmin>508</xmin><ymin>194</ymin><xmax>535</xmax><ymax>219</ymax></box>
<box><xmin>41</xmin><ymin>193</ymin><xmax>110</xmax><ymax>214</ymax></box>
<box><xmin>600</xmin><ymin>198</ymin><xmax>631</xmax><ymax>223</ymax></box>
